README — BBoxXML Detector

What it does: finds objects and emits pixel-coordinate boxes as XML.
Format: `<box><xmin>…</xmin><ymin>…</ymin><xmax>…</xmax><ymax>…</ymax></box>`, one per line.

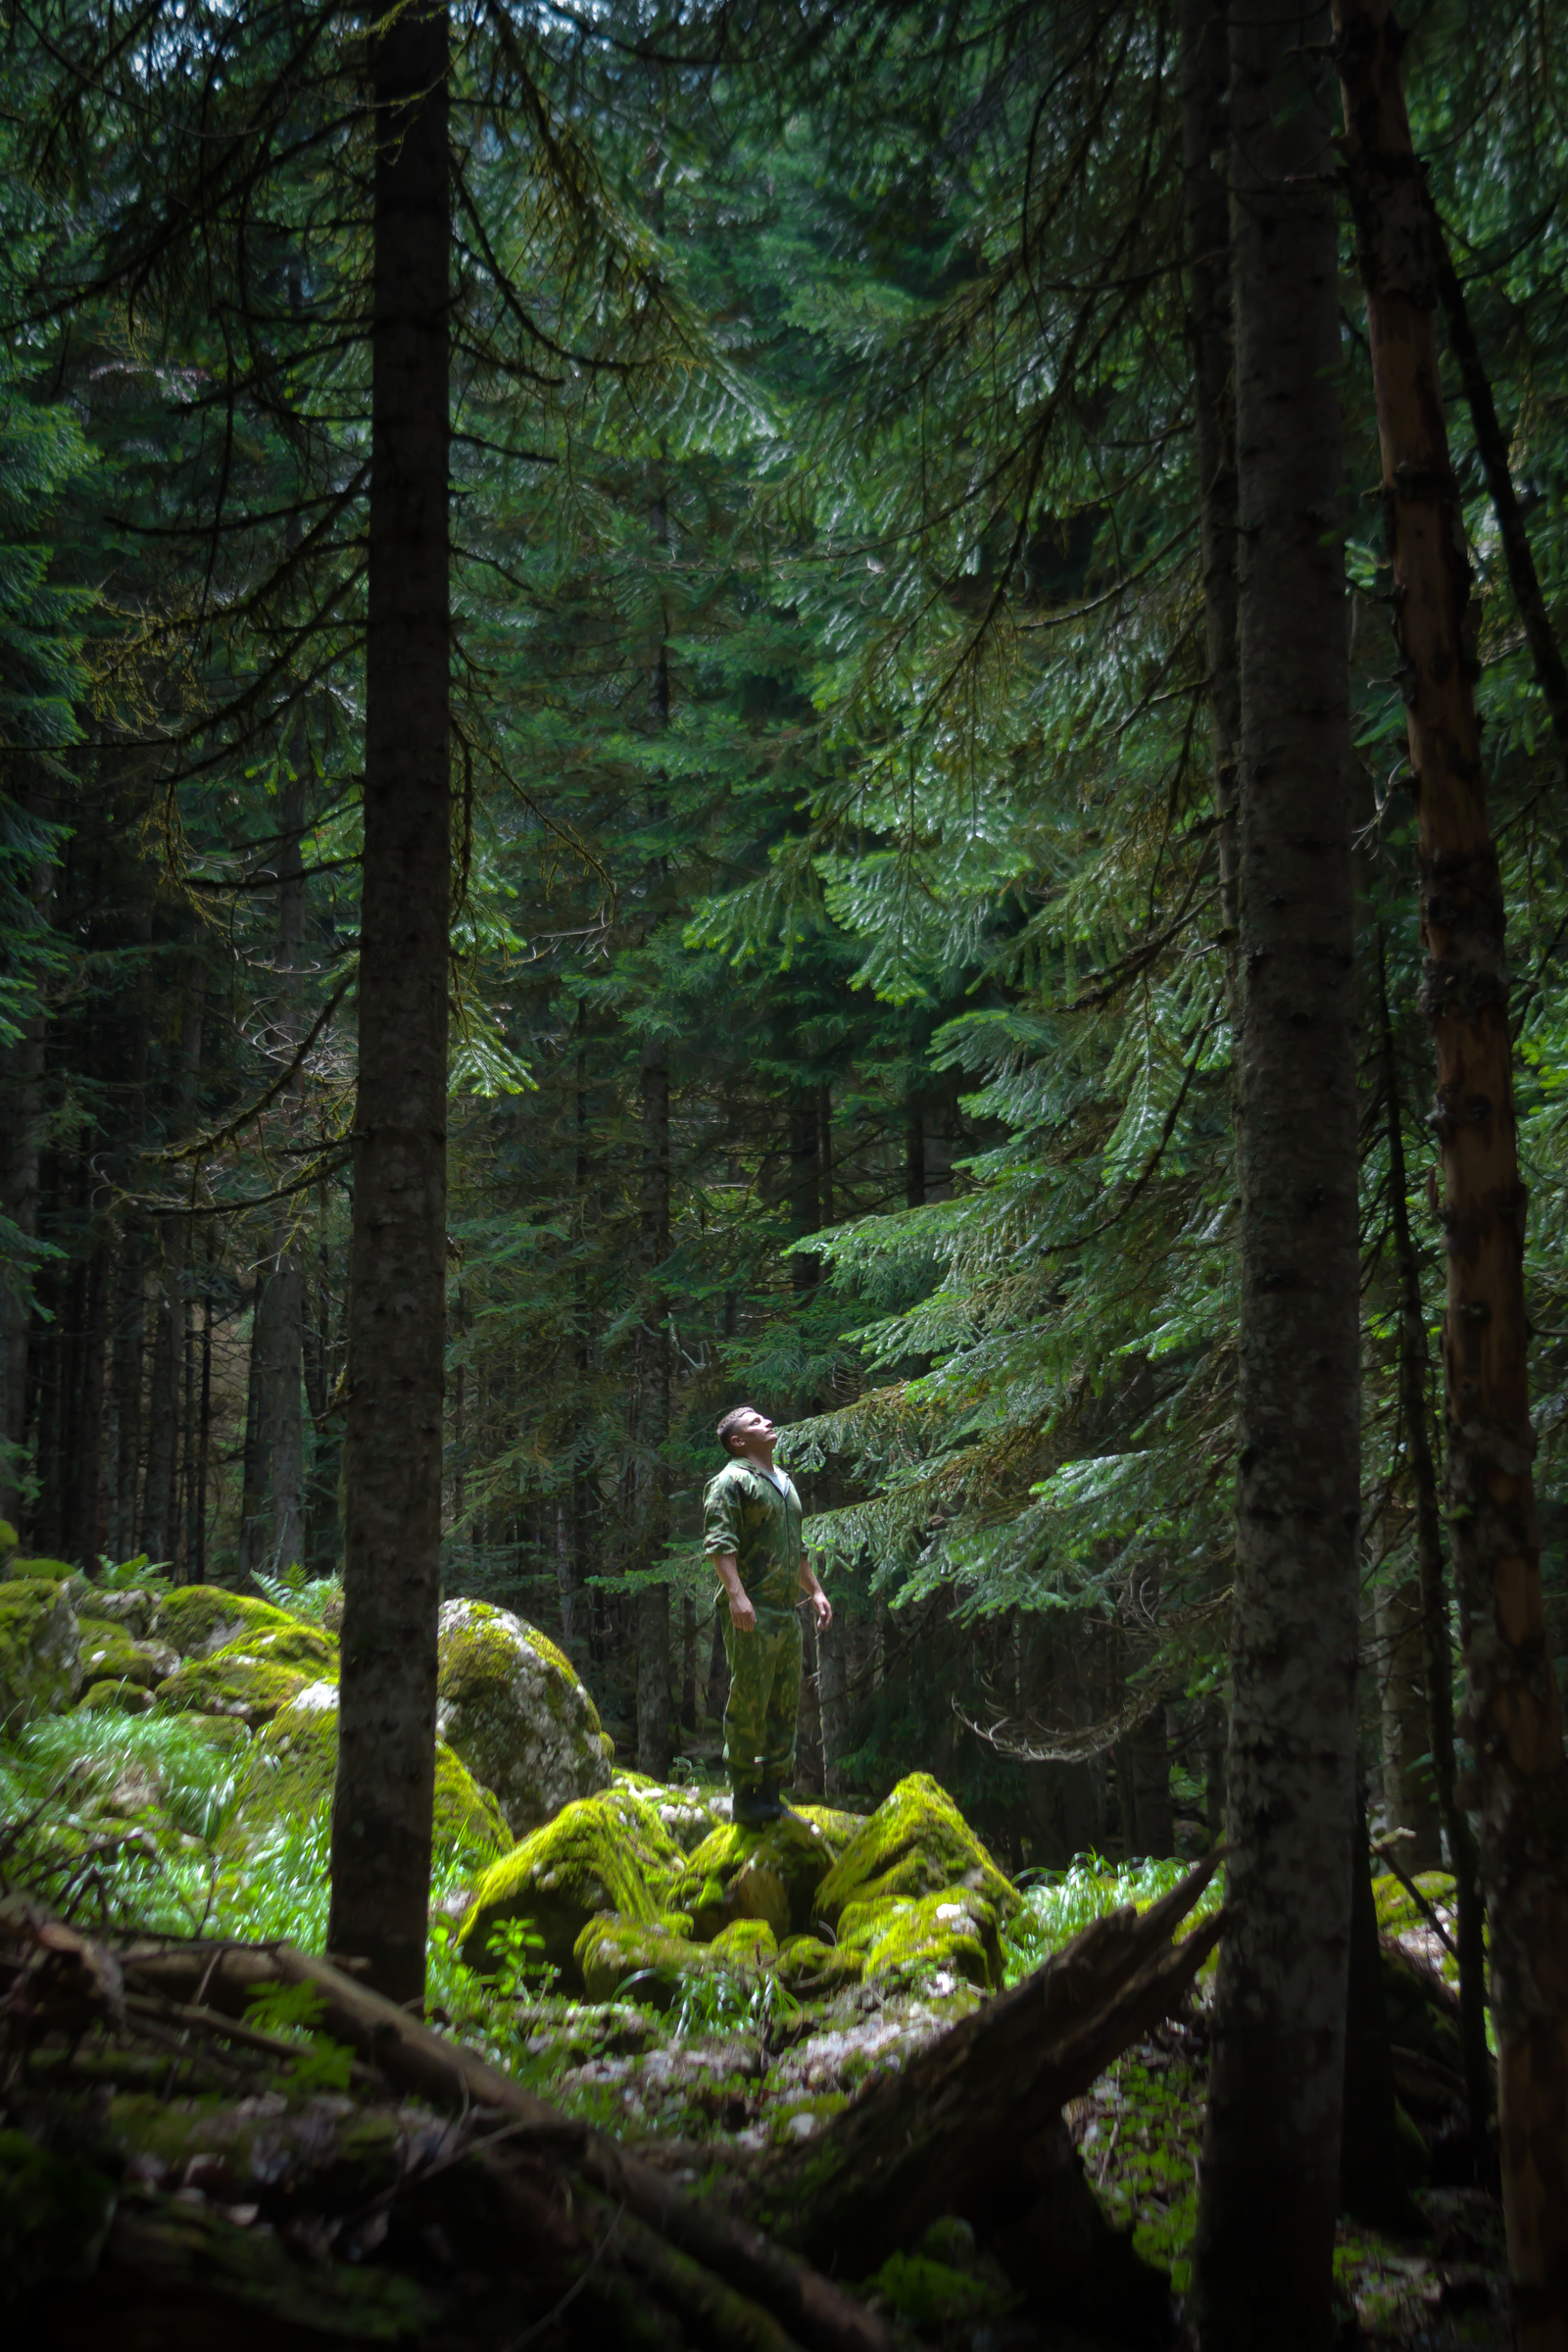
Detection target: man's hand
<box><xmin>810</xmin><ymin>1588</ymin><xmax>832</xmax><ymax>1633</ymax></box>
<box><xmin>728</xmin><ymin>1587</ymin><xmax>758</xmax><ymax>1633</ymax></box>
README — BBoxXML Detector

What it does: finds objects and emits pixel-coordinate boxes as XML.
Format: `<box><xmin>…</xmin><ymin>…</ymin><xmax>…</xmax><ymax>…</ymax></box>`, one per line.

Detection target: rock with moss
<box><xmin>837</xmin><ymin>1887</ymin><xmax>1003</xmax><ymax>1990</ymax></box>
<box><xmin>77</xmin><ymin>1676</ymin><xmax>154</xmax><ymax>1716</ymax></box>
<box><xmin>710</xmin><ymin>1917</ymin><xmax>779</xmax><ymax>1967</ymax></box>
<box><xmin>458</xmin><ymin>1788</ymin><xmax>663</xmax><ymax>1983</ymax></box>
<box><xmin>776</xmin><ymin>1934</ymin><xmax>866</xmax><ymax>1998</ymax></box>
<box><xmin>793</xmin><ymin>1802</ymin><xmax>868</xmax><ymax>1848</ymax></box>
<box><xmin>66</xmin><ymin>1580</ymin><xmax>160</xmax><ymax>1640</ymax></box>
<box><xmin>814</xmin><ymin>1773</ymin><xmax>1020</xmax><ymax>1931</ymax></box>
<box><xmin>220</xmin><ymin>1682</ymin><xmax>510</xmax><ymax>1862</ymax></box>
<box><xmin>152</xmin><ymin>1642</ymin><xmax>317</xmax><ymax>1729</ymax></box>
<box><xmin>435</xmin><ymin>1598</ymin><xmax>612</xmax><ymax>1835</ymax></box>
<box><xmin>574</xmin><ymin>1913</ymin><xmax>714</xmax><ymax>2008</ymax></box>
<box><xmin>611</xmin><ymin>1767</ymin><xmax>716</xmax><ymax>1853</ymax></box>
<box><xmin>151</xmin><ymin>1585</ymin><xmax>310</xmax><ymax>1660</ymax></box>
<box><xmin>0</xmin><ymin>1578</ymin><xmax>80</xmax><ymax>1725</ymax></box>
<box><xmin>75</xmin><ymin>1622</ymin><xmax>179</xmax><ymax>1698</ymax></box>
<box><xmin>2</xmin><ymin>1554</ymin><xmax>76</xmax><ymax>1583</ymax></box>
<box><xmin>666</xmin><ymin>1810</ymin><xmax>839</xmax><ymax>1943</ymax></box>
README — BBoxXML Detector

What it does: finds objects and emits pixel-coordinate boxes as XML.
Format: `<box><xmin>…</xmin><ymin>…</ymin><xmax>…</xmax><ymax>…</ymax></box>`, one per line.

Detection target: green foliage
<box><xmin>1003</xmin><ymin>1856</ymin><xmax>1221</xmax><ymax>1988</ymax></box>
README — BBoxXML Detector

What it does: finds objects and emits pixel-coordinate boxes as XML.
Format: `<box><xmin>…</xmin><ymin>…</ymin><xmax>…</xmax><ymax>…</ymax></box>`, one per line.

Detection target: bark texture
<box><xmin>1193</xmin><ymin>11</ymin><xmax>1361</xmax><ymax>2347</ymax></box>
<box><xmin>635</xmin><ymin>1032</ymin><xmax>673</xmax><ymax>1777</ymax></box>
<box><xmin>1379</xmin><ymin>944</ymin><xmax>1492</xmax><ymax>2140</ymax></box>
<box><xmin>1376</xmin><ymin>1578</ymin><xmax>1443</xmax><ymax>1869</ymax></box>
<box><xmin>328</xmin><ymin>0</ymin><xmax>450</xmax><ymax>2005</ymax></box>
<box><xmin>1180</xmin><ymin>0</ymin><xmax>1241</xmax><ymax>980</ymax></box>
<box><xmin>1335</xmin><ymin>9</ymin><xmax>1568</xmax><ymax>2327</ymax></box>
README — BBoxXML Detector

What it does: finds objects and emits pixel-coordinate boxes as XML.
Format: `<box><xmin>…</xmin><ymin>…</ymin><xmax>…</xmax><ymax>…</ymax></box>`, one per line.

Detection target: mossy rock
<box><xmin>0</xmin><ymin>1578</ymin><xmax>80</xmax><ymax>1726</ymax></box>
<box><xmin>65</xmin><ymin>1581</ymin><xmax>159</xmax><ymax>1640</ymax></box>
<box><xmin>436</xmin><ymin>1598</ymin><xmax>612</xmax><ymax>1836</ymax></box>
<box><xmin>0</xmin><ymin>1519</ymin><xmax>15</xmax><ymax>1554</ymax></box>
<box><xmin>459</xmin><ymin>1788</ymin><xmax>662</xmax><ymax>1983</ymax></box>
<box><xmin>666</xmin><ymin>1810</ymin><xmax>839</xmax><ymax>1943</ymax></box>
<box><xmin>151</xmin><ymin>1585</ymin><xmax>306</xmax><ymax>1660</ymax></box>
<box><xmin>3</xmin><ymin>1555</ymin><xmax>76</xmax><ymax>1583</ymax></box>
<box><xmin>75</xmin><ymin>1622</ymin><xmax>178</xmax><ymax>1696</ymax></box>
<box><xmin>77</xmin><ymin>1677</ymin><xmax>154</xmax><ymax>1717</ymax></box>
<box><xmin>574</xmin><ymin>1913</ymin><xmax>713</xmax><ymax>2008</ymax></box>
<box><xmin>777</xmin><ymin>1933</ymin><xmax>866</xmax><ymax>1998</ymax></box>
<box><xmin>837</xmin><ymin>1886</ymin><xmax>1003</xmax><ymax>1989</ymax></box>
<box><xmin>220</xmin><ymin>1682</ymin><xmax>510</xmax><ymax>1863</ymax></box>
<box><xmin>710</xmin><ymin>1917</ymin><xmax>778</xmax><ymax>1967</ymax></box>
<box><xmin>152</xmin><ymin>1642</ymin><xmax>315</xmax><ymax>1729</ymax></box>
<box><xmin>814</xmin><ymin>1772</ymin><xmax>1020</xmax><ymax>1930</ymax></box>
<box><xmin>793</xmin><ymin>1802</ymin><xmax>868</xmax><ymax>1849</ymax></box>
<box><xmin>612</xmin><ymin>1767</ymin><xmax>717</xmax><ymax>1853</ymax></box>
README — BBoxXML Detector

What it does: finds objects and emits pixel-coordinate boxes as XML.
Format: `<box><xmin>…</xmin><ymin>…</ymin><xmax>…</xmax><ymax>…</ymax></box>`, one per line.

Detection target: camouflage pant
<box><xmin>722</xmin><ymin>1607</ymin><xmax>803</xmax><ymax>1794</ymax></box>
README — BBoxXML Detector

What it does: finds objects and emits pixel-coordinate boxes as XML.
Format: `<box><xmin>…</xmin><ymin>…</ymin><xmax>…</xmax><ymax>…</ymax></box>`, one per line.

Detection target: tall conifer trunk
<box><xmin>328</xmin><ymin>0</ymin><xmax>450</xmax><ymax>2005</ymax></box>
<box><xmin>1193</xmin><ymin>10</ymin><xmax>1360</xmax><ymax>2346</ymax></box>
<box><xmin>1335</xmin><ymin>6</ymin><xmax>1568</xmax><ymax>2324</ymax></box>
<box><xmin>635</xmin><ymin>1034</ymin><xmax>673</xmax><ymax>1776</ymax></box>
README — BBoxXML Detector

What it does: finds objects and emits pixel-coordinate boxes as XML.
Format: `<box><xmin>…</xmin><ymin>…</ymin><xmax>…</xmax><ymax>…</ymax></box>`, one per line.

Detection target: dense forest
<box><xmin>1</xmin><ymin>1</ymin><xmax>1566</xmax><ymax>2347</ymax></box>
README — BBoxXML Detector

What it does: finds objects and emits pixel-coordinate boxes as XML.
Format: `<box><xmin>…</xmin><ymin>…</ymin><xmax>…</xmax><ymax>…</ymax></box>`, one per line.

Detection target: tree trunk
<box><xmin>1336</xmin><ymin>8</ymin><xmax>1568</xmax><ymax>2323</ymax></box>
<box><xmin>0</xmin><ymin>971</ymin><xmax>47</xmax><ymax>1532</ymax></box>
<box><xmin>794</xmin><ymin>1609</ymin><xmax>824</xmax><ymax>1798</ymax></box>
<box><xmin>818</xmin><ymin>1614</ymin><xmax>850</xmax><ymax>1797</ymax></box>
<box><xmin>1130</xmin><ymin>1710</ymin><xmax>1174</xmax><ymax>1861</ymax></box>
<box><xmin>1433</xmin><ymin>226</ymin><xmax>1568</xmax><ymax>747</ymax></box>
<box><xmin>1375</xmin><ymin>1579</ymin><xmax>1443</xmax><ymax>1869</ymax></box>
<box><xmin>237</xmin><ymin>1246</ymin><xmax>306</xmax><ymax>1578</ymax></box>
<box><xmin>1180</xmin><ymin>0</ymin><xmax>1241</xmax><ymax>987</ymax></box>
<box><xmin>328</xmin><ymin>0</ymin><xmax>450</xmax><ymax>2008</ymax></box>
<box><xmin>1379</xmin><ymin>937</ymin><xmax>1492</xmax><ymax>2145</ymax></box>
<box><xmin>1192</xmin><ymin>13</ymin><xmax>1361</xmax><ymax>2349</ymax></box>
<box><xmin>1340</xmin><ymin>1786</ymin><xmax>1419</xmax><ymax>2231</ymax></box>
<box><xmin>635</xmin><ymin>1034</ymin><xmax>672</xmax><ymax>1778</ymax></box>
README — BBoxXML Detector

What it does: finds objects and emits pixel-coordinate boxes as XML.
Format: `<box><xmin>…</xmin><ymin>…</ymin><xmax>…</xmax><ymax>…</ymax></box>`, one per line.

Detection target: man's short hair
<box><xmin>716</xmin><ymin>1404</ymin><xmax>759</xmax><ymax>1455</ymax></box>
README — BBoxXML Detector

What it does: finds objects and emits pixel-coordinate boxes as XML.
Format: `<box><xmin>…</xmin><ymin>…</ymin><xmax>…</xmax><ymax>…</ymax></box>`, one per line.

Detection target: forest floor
<box><xmin>1</xmin><ymin>1672</ymin><xmax>1509</xmax><ymax>2348</ymax></box>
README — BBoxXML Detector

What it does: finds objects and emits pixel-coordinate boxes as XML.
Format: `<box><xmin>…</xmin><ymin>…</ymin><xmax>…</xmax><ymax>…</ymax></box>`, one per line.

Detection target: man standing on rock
<box><xmin>704</xmin><ymin>1404</ymin><xmax>832</xmax><ymax>1824</ymax></box>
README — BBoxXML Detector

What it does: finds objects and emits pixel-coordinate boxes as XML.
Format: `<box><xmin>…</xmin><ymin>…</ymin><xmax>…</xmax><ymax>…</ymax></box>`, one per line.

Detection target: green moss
<box><xmin>3</xmin><ymin>1555</ymin><xmax>76</xmax><ymax>1582</ymax></box>
<box><xmin>0</xmin><ymin>1577</ymin><xmax>80</xmax><ymax>1725</ymax></box>
<box><xmin>75</xmin><ymin>1621</ymin><xmax>172</xmax><ymax>1694</ymax></box>
<box><xmin>612</xmin><ymin>1768</ymin><xmax>716</xmax><ymax>1852</ymax></box>
<box><xmin>837</xmin><ymin>1886</ymin><xmax>1002</xmax><ymax>1989</ymax></box>
<box><xmin>0</xmin><ymin>2131</ymin><xmax>117</xmax><ymax>2292</ymax></box>
<box><xmin>0</xmin><ymin>1518</ymin><xmax>16</xmax><ymax>1552</ymax></box>
<box><xmin>814</xmin><ymin>1772</ymin><xmax>1020</xmax><ymax>1929</ymax></box>
<box><xmin>220</xmin><ymin>1683</ymin><xmax>509</xmax><ymax>1863</ymax></box>
<box><xmin>575</xmin><ymin>1913</ymin><xmax>712</xmax><ymax>2008</ymax></box>
<box><xmin>776</xmin><ymin>1934</ymin><xmax>865</xmax><ymax>1997</ymax></box>
<box><xmin>459</xmin><ymin>1788</ymin><xmax>662</xmax><ymax>1982</ymax></box>
<box><xmin>435</xmin><ymin>1598</ymin><xmax>612</xmax><ymax>1834</ymax></box>
<box><xmin>153</xmin><ymin>1642</ymin><xmax>316</xmax><ymax>1728</ymax></box>
<box><xmin>865</xmin><ymin>2251</ymin><xmax>1005</xmax><ymax>2330</ymax></box>
<box><xmin>666</xmin><ymin>1810</ymin><xmax>838</xmax><ymax>1942</ymax></box>
<box><xmin>77</xmin><ymin>1676</ymin><xmax>154</xmax><ymax>1715</ymax></box>
<box><xmin>792</xmin><ymin>1802</ymin><xmax>866</xmax><ymax>1850</ymax></box>
<box><xmin>151</xmin><ymin>1585</ymin><xmax>304</xmax><ymax>1659</ymax></box>
<box><xmin>710</xmin><ymin>1917</ymin><xmax>778</xmax><ymax>1966</ymax></box>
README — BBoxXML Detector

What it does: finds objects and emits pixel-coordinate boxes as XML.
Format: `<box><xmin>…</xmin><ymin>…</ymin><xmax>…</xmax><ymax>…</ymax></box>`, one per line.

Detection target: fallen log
<box><xmin>756</xmin><ymin>1852</ymin><xmax>1225</xmax><ymax>2309</ymax></box>
<box><xmin>5</xmin><ymin>1856</ymin><xmax>1226</xmax><ymax>2351</ymax></box>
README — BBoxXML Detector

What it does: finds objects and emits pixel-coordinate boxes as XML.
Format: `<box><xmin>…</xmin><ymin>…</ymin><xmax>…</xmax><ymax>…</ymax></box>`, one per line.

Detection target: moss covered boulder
<box><xmin>838</xmin><ymin>1887</ymin><xmax>1003</xmax><ymax>1989</ymax></box>
<box><xmin>710</xmin><ymin>1917</ymin><xmax>779</xmax><ymax>1967</ymax></box>
<box><xmin>459</xmin><ymin>1788</ymin><xmax>662</xmax><ymax>1983</ymax></box>
<box><xmin>574</xmin><ymin>1914</ymin><xmax>714</xmax><ymax>2008</ymax></box>
<box><xmin>67</xmin><ymin>1581</ymin><xmax>159</xmax><ymax>1640</ymax></box>
<box><xmin>74</xmin><ymin>1622</ymin><xmax>178</xmax><ymax>1701</ymax></box>
<box><xmin>814</xmin><ymin>1773</ymin><xmax>1019</xmax><ymax>1929</ymax></box>
<box><xmin>153</xmin><ymin>1642</ymin><xmax>317</xmax><ymax>1729</ymax></box>
<box><xmin>77</xmin><ymin>1676</ymin><xmax>154</xmax><ymax>1716</ymax></box>
<box><xmin>220</xmin><ymin>1682</ymin><xmax>511</xmax><ymax>1863</ymax></box>
<box><xmin>151</xmin><ymin>1585</ymin><xmax>309</xmax><ymax>1659</ymax></box>
<box><xmin>435</xmin><ymin>1598</ymin><xmax>612</xmax><ymax>1835</ymax></box>
<box><xmin>777</xmin><ymin>1934</ymin><xmax>865</xmax><ymax>1998</ymax></box>
<box><xmin>2</xmin><ymin>1554</ymin><xmax>76</xmax><ymax>1582</ymax></box>
<box><xmin>611</xmin><ymin>1768</ymin><xmax>716</xmax><ymax>1853</ymax></box>
<box><xmin>0</xmin><ymin>1578</ymin><xmax>80</xmax><ymax>1726</ymax></box>
<box><xmin>666</xmin><ymin>1810</ymin><xmax>840</xmax><ymax>1943</ymax></box>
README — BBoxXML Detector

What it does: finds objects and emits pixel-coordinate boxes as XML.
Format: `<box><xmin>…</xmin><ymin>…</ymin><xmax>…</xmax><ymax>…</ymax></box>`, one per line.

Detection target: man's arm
<box><xmin>799</xmin><ymin>1551</ymin><xmax>832</xmax><ymax>1631</ymax></box>
<box><xmin>704</xmin><ymin>1469</ymin><xmax>756</xmax><ymax>1631</ymax></box>
<box><xmin>712</xmin><ymin>1551</ymin><xmax>756</xmax><ymax>1633</ymax></box>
